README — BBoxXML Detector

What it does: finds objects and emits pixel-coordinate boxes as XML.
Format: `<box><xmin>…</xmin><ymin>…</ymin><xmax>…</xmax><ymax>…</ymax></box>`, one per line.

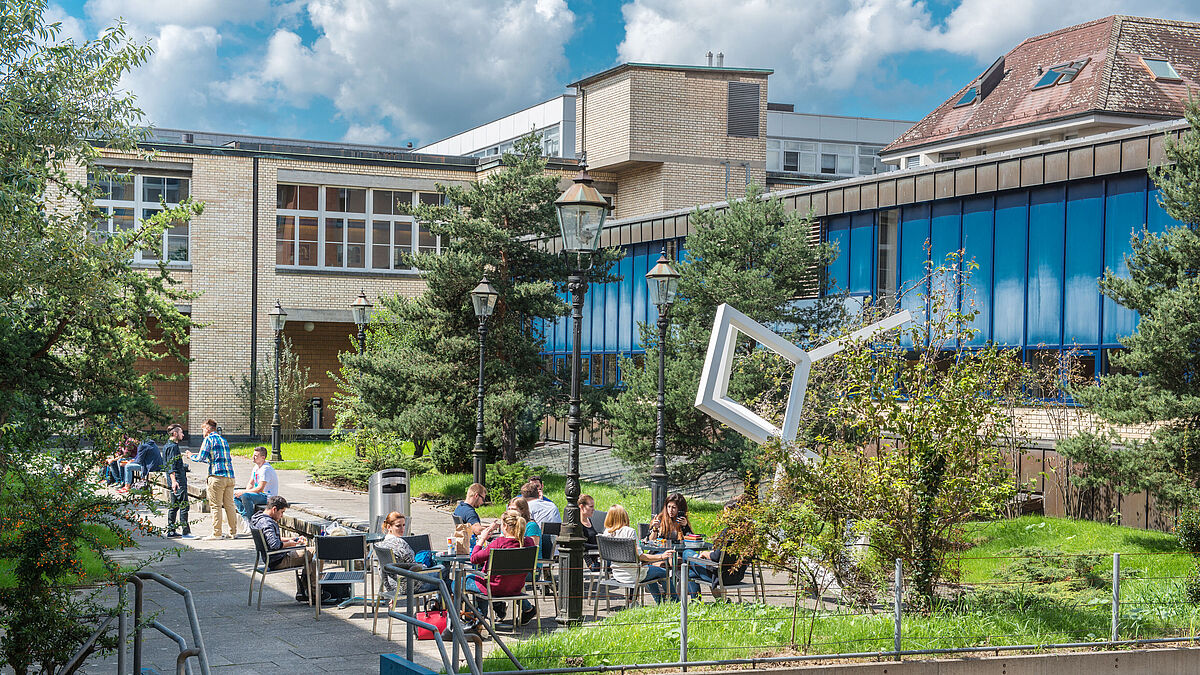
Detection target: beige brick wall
<box><xmin>575</xmin><ymin>73</ymin><xmax>632</xmax><ymax>162</ymax></box>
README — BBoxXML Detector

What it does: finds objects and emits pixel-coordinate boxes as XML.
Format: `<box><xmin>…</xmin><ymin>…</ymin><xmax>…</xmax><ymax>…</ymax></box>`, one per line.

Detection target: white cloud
<box><xmin>119</xmin><ymin>25</ymin><xmax>224</xmax><ymax>128</ymax></box>
<box><xmin>45</xmin><ymin>3</ymin><xmax>87</xmax><ymax>43</ymax></box>
<box><xmin>617</xmin><ymin>0</ymin><xmax>1200</xmax><ymax>106</ymax></box>
<box><xmin>84</xmin><ymin>0</ymin><xmax>274</xmax><ymax>28</ymax></box>
<box><xmin>246</xmin><ymin>0</ymin><xmax>576</xmax><ymax>144</ymax></box>
<box><xmin>343</xmin><ymin>123</ymin><xmax>390</xmax><ymax>144</ymax></box>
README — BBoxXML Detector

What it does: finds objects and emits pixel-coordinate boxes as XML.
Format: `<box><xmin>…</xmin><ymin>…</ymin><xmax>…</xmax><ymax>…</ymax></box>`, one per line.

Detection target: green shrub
<box><xmin>429</xmin><ymin>435</ymin><xmax>471</xmax><ymax>474</ymax></box>
<box><xmin>1176</xmin><ymin>507</ymin><xmax>1200</xmax><ymax>553</ymax></box>
<box><xmin>973</xmin><ymin>546</ymin><xmax>1120</xmax><ymax>610</ymax></box>
<box><xmin>486</xmin><ymin>460</ymin><xmax>550</xmax><ymax>504</ymax></box>
<box><xmin>308</xmin><ymin>443</ymin><xmax>432</xmax><ymax>490</ymax></box>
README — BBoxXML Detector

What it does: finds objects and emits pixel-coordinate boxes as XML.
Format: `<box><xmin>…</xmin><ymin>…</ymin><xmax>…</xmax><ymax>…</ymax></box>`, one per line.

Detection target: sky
<box><xmin>48</xmin><ymin>0</ymin><xmax>1200</xmax><ymax>148</ymax></box>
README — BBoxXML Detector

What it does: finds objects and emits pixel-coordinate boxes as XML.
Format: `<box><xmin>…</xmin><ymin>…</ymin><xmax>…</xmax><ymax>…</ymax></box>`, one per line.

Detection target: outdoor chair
<box><xmin>373</xmin><ymin>514</ymin><xmax>386</xmax><ymax>534</ymax></box>
<box><xmin>314</xmin><ymin>534</ymin><xmax>368</xmax><ymax>620</ymax></box>
<box><xmin>463</xmin><ymin>545</ymin><xmax>540</xmax><ymax>634</ymax></box>
<box><xmin>592</xmin><ymin>535</ymin><xmax>661</xmax><ymax>619</ymax></box>
<box><xmin>401</xmin><ymin>534</ymin><xmax>432</xmax><ymax>553</ymax></box>
<box><xmin>589</xmin><ymin>510</ymin><xmax>607</xmax><ymax>533</ymax></box>
<box><xmin>371</xmin><ymin>544</ymin><xmax>441</xmax><ymax>636</ymax></box>
<box><xmin>532</xmin><ymin>534</ymin><xmax>559</xmax><ymax>618</ymax></box>
<box><xmin>689</xmin><ymin>554</ymin><xmax>765</xmax><ymax>603</ymax></box>
<box><xmin>247</xmin><ymin>528</ymin><xmax>308</xmax><ymax>610</ymax></box>
<box><xmin>541</xmin><ymin>522</ymin><xmax>561</xmax><ymax>537</ymax></box>
<box><xmin>638</xmin><ymin>523</ymin><xmax>651</xmax><ymax>540</ymax></box>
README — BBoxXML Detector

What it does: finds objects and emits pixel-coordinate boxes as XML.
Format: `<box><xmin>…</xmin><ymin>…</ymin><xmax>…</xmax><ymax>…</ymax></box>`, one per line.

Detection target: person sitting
<box><xmin>234</xmin><ymin>446</ymin><xmax>278</xmax><ymax>533</ymax></box>
<box><xmin>649</xmin><ymin>492</ymin><xmax>694</xmax><ymax>541</ymax></box>
<box><xmin>117</xmin><ymin>438</ymin><xmax>163</xmax><ymax>493</ymax></box>
<box><xmin>454</xmin><ymin>483</ymin><xmax>488</xmax><ymax>547</ymax></box>
<box><xmin>683</xmin><ymin>499</ymin><xmax>750</xmax><ymax>600</ymax></box>
<box><xmin>508</xmin><ymin>496</ymin><xmax>541</xmax><ymax>543</ymax></box>
<box><xmin>101</xmin><ymin>438</ymin><xmax>138</xmax><ymax>487</ymax></box>
<box><xmin>463</xmin><ymin>510</ymin><xmax>537</xmax><ymax>625</ymax></box>
<box><xmin>377</xmin><ymin>511</ymin><xmax>437</xmax><ymax>597</ymax></box>
<box><xmin>525</xmin><ymin>478</ymin><xmax>561</xmax><ymax>526</ymax></box>
<box><xmin>250</xmin><ymin>495</ymin><xmax>313</xmax><ymax>603</ymax></box>
<box><xmin>603</xmin><ymin>505</ymin><xmax>674</xmax><ymax>603</ymax></box>
<box><xmin>579</xmin><ymin>494</ymin><xmax>600</xmax><ymax>570</ymax></box>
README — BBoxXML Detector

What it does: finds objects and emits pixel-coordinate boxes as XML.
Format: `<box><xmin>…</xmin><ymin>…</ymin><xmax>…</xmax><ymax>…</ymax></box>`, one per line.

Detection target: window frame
<box><xmin>93</xmin><ymin>173</ymin><xmax>191</xmax><ymax>266</ymax></box>
<box><xmin>275</xmin><ymin>184</ymin><xmax>443</xmax><ymax>273</ymax></box>
<box><xmin>1139</xmin><ymin>56</ymin><xmax>1182</xmax><ymax>82</ymax></box>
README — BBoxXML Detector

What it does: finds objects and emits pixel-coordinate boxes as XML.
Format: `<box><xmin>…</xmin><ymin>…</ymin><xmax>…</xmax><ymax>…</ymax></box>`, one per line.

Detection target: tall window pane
<box><xmin>372</xmin><ymin>220</ymin><xmax>390</xmax><ymax>268</ymax></box>
<box><xmin>347</xmin><ymin>219</ymin><xmax>366</xmax><ymax>268</ymax></box>
<box><xmin>277</xmin><ymin>216</ymin><xmax>296</xmax><ymax>265</ymax></box>
<box><xmin>298</xmin><ymin>217</ymin><xmax>318</xmax><ymax>266</ymax></box>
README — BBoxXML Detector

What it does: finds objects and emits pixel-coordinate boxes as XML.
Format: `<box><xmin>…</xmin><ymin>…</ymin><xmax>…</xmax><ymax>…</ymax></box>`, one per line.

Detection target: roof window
<box><xmin>1032</xmin><ymin>58</ymin><xmax>1089</xmax><ymax>89</ymax></box>
<box><xmin>1140</xmin><ymin>57</ymin><xmax>1181</xmax><ymax>81</ymax></box>
<box><xmin>954</xmin><ymin>86</ymin><xmax>979</xmax><ymax>107</ymax></box>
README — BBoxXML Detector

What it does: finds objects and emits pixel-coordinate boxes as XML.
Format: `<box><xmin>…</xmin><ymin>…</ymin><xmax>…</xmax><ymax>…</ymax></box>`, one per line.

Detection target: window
<box><xmin>92</xmin><ymin>173</ymin><xmax>190</xmax><ymax>263</ymax></box>
<box><xmin>1032</xmin><ymin>58</ymin><xmax>1089</xmax><ymax>89</ymax></box>
<box><xmin>876</xmin><ymin>209</ymin><xmax>898</xmax><ymax>307</ymax></box>
<box><xmin>905</xmin><ymin>156</ymin><xmax>921</xmax><ymax>169</ymax></box>
<box><xmin>954</xmin><ymin>86</ymin><xmax>979</xmax><ymax>107</ymax></box>
<box><xmin>820</xmin><ymin>153</ymin><xmax>837</xmax><ymax>174</ymax></box>
<box><xmin>276</xmin><ymin>184</ymin><xmax>442</xmax><ymax>271</ymax></box>
<box><xmin>1140</xmin><ymin>57</ymin><xmax>1181</xmax><ymax>81</ymax></box>
<box><xmin>938</xmin><ymin>151</ymin><xmax>961</xmax><ymax>161</ymax></box>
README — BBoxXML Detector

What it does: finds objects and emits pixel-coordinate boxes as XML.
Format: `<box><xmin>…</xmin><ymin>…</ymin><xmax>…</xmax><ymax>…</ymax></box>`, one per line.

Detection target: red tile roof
<box><xmin>885</xmin><ymin>16</ymin><xmax>1200</xmax><ymax>154</ymax></box>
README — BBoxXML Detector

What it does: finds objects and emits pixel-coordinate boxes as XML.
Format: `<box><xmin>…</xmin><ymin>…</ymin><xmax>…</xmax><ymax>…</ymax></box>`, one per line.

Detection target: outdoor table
<box><xmin>642</xmin><ymin>539</ymin><xmax>711</xmax><ymax>600</ymax></box>
<box><xmin>433</xmin><ymin>552</ymin><xmax>474</xmax><ymax>667</ymax></box>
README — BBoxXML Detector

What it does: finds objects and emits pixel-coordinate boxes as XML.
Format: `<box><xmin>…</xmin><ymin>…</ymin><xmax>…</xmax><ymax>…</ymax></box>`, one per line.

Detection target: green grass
<box><xmin>230</xmin><ymin>440</ymin><xmax>351</xmax><ymax>471</ymax></box>
<box><xmin>487</xmin><ymin>516</ymin><xmax>1200</xmax><ymax>671</ymax></box>
<box><xmin>0</xmin><ymin>525</ymin><xmax>124</xmax><ymax>588</ymax></box>
<box><xmin>411</xmin><ymin>472</ymin><xmax>725</xmax><ymax>535</ymax></box>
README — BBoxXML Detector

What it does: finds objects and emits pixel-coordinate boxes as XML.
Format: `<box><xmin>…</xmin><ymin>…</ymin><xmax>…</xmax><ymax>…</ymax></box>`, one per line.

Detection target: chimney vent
<box><xmin>706</xmin><ymin>51</ymin><xmax>713</xmax><ymax>67</ymax></box>
<box><xmin>716</xmin><ymin>52</ymin><xmax>724</xmax><ymax>67</ymax></box>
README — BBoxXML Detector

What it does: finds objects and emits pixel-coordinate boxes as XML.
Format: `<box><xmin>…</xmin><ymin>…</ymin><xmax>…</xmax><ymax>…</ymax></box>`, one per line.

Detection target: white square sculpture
<box><xmin>695</xmin><ymin>304</ymin><xmax>912</xmax><ymax>446</ymax></box>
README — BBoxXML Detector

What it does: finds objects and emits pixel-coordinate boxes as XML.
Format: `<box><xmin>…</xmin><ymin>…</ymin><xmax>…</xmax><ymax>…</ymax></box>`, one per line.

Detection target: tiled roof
<box><xmin>885</xmin><ymin>15</ymin><xmax>1200</xmax><ymax>154</ymax></box>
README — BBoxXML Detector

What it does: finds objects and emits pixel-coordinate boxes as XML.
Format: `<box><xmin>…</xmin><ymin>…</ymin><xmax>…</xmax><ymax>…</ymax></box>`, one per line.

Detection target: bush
<box><xmin>429</xmin><ymin>435</ymin><xmax>471</xmax><ymax>474</ymax></box>
<box><xmin>973</xmin><ymin>546</ymin><xmax>1126</xmax><ymax>610</ymax></box>
<box><xmin>1176</xmin><ymin>507</ymin><xmax>1200</xmax><ymax>553</ymax></box>
<box><xmin>486</xmin><ymin>460</ymin><xmax>550</xmax><ymax>504</ymax></box>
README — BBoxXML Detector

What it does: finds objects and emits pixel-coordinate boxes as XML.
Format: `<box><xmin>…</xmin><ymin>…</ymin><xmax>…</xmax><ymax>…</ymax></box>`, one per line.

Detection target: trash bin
<box><xmin>368</xmin><ymin>468</ymin><xmax>410</xmax><ymax>535</ymax></box>
<box><xmin>310</xmin><ymin>397</ymin><xmax>323</xmax><ymax>430</ymax></box>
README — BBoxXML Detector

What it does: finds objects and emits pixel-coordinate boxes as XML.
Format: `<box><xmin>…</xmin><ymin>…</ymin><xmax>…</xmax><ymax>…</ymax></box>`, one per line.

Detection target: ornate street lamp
<box><xmin>645</xmin><ymin>248</ymin><xmax>680</xmax><ymax>515</ymax></box>
<box><xmin>554</xmin><ymin>155</ymin><xmax>608</xmax><ymax>625</ymax></box>
<box><xmin>351</xmin><ymin>290</ymin><xmax>372</xmax><ymax>352</ymax></box>
<box><xmin>268</xmin><ymin>300</ymin><xmax>288</xmax><ymax>463</ymax></box>
<box><xmin>470</xmin><ymin>276</ymin><xmax>500</xmax><ymax>488</ymax></box>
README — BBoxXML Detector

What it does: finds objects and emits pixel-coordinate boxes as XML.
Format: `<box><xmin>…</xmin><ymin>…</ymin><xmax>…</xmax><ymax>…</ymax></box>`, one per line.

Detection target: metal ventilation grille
<box><xmin>727</xmin><ymin>81</ymin><xmax>760</xmax><ymax>137</ymax></box>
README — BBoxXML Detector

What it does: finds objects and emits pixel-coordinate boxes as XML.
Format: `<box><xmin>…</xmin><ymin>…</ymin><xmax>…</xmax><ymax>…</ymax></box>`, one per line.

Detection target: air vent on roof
<box><xmin>727</xmin><ymin>81</ymin><xmax>760</xmax><ymax>138</ymax></box>
<box><xmin>767</xmin><ymin>102</ymin><xmax>795</xmax><ymax>112</ymax></box>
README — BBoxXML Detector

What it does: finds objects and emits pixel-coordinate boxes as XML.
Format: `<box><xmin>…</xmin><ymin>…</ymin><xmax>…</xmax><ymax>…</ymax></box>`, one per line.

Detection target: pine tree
<box><xmin>337</xmin><ymin>134</ymin><xmax>616</xmax><ymax>469</ymax></box>
<box><xmin>604</xmin><ymin>186</ymin><xmax>835</xmax><ymax>488</ymax></box>
<box><xmin>1070</xmin><ymin>100</ymin><xmax>1200</xmax><ymax>507</ymax></box>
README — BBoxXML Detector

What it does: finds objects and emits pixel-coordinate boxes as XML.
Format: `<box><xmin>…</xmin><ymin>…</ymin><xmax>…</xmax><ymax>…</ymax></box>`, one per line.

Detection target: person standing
<box><xmin>190</xmin><ymin>418</ymin><xmax>238</xmax><ymax>540</ymax></box>
<box><xmin>163</xmin><ymin>424</ymin><xmax>191</xmax><ymax>538</ymax></box>
<box><xmin>234</xmin><ymin>446</ymin><xmax>278</xmax><ymax>533</ymax></box>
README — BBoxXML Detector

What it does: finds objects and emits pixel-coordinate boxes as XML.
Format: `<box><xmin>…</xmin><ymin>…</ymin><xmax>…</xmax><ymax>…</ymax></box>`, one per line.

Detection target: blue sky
<box><xmin>48</xmin><ymin>0</ymin><xmax>1200</xmax><ymax>147</ymax></box>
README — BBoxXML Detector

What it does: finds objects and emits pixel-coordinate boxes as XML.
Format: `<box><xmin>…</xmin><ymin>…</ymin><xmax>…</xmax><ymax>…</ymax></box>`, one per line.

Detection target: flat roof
<box><xmin>569</xmin><ymin>62</ymin><xmax>773</xmax><ymax>88</ymax></box>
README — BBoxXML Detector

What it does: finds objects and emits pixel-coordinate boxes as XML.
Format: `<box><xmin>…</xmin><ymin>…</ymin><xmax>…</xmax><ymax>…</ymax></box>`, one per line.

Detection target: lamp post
<box><xmin>351</xmin><ymin>290</ymin><xmax>372</xmax><ymax>352</ymax></box>
<box><xmin>268</xmin><ymin>300</ymin><xmax>288</xmax><ymax>463</ymax></box>
<box><xmin>554</xmin><ymin>155</ymin><xmax>608</xmax><ymax>625</ymax></box>
<box><xmin>470</xmin><ymin>276</ymin><xmax>500</xmax><ymax>488</ymax></box>
<box><xmin>645</xmin><ymin>248</ymin><xmax>680</xmax><ymax>516</ymax></box>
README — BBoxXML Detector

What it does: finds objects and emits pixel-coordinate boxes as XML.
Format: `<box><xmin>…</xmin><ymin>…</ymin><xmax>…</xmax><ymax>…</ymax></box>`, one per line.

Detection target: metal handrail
<box><xmin>121</xmin><ymin>571</ymin><xmax>211</xmax><ymax>675</ymax></box>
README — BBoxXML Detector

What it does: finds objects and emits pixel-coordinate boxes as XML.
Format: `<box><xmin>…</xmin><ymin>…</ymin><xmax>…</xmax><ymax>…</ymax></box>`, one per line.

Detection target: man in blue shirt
<box><xmin>190</xmin><ymin>418</ymin><xmax>238</xmax><ymax>540</ymax></box>
<box><xmin>453</xmin><ymin>483</ymin><xmax>488</xmax><ymax>538</ymax></box>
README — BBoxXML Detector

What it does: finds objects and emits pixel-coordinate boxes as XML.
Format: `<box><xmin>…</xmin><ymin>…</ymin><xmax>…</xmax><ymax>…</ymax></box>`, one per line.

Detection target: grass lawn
<box><xmin>230</xmin><ymin>440</ymin><xmax>351</xmax><ymax>471</ymax></box>
<box><xmin>491</xmin><ymin>516</ymin><xmax>1200</xmax><ymax>671</ymax></box>
<box><xmin>411</xmin><ymin>472</ymin><xmax>725</xmax><ymax>535</ymax></box>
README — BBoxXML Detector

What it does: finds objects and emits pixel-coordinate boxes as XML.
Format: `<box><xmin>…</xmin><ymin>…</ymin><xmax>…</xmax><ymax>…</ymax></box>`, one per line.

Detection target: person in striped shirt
<box><xmin>190</xmin><ymin>418</ymin><xmax>238</xmax><ymax>540</ymax></box>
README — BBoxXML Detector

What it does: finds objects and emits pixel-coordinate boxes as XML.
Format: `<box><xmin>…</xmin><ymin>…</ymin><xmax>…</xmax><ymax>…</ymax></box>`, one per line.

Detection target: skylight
<box><xmin>954</xmin><ymin>86</ymin><xmax>979</xmax><ymax>107</ymax></box>
<box><xmin>1032</xmin><ymin>58</ymin><xmax>1090</xmax><ymax>89</ymax></box>
<box><xmin>1141</xmin><ymin>57</ymin><xmax>1182</xmax><ymax>81</ymax></box>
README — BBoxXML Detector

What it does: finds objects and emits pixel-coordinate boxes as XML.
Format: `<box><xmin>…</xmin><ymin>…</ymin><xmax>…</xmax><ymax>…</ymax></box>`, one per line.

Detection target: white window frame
<box><xmin>93</xmin><ymin>174</ymin><xmax>191</xmax><ymax>266</ymax></box>
<box><xmin>275</xmin><ymin>184</ymin><xmax>443</xmax><ymax>274</ymax></box>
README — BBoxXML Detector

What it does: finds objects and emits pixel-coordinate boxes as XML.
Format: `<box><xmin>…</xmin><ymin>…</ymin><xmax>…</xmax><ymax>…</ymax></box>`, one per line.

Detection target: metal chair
<box><xmin>463</xmin><ymin>546</ymin><xmax>540</xmax><ymax>634</ymax></box>
<box><xmin>638</xmin><ymin>523</ymin><xmax>651</xmax><ymax>540</ymax></box>
<box><xmin>541</xmin><ymin>521</ymin><xmax>561</xmax><ymax>537</ymax></box>
<box><xmin>592</xmin><ymin>535</ymin><xmax>663</xmax><ymax>619</ymax></box>
<box><xmin>589</xmin><ymin>510</ymin><xmax>608</xmax><ymax>533</ymax></box>
<box><xmin>401</xmin><ymin>534</ymin><xmax>432</xmax><ymax>553</ymax></box>
<box><xmin>532</xmin><ymin>534</ymin><xmax>559</xmax><ymax>619</ymax></box>
<box><xmin>688</xmin><ymin>553</ymin><xmax>764</xmax><ymax>603</ymax></box>
<box><xmin>314</xmin><ymin>534</ymin><xmax>368</xmax><ymax>620</ymax></box>
<box><xmin>247</xmin><ymin>528</ymin><xmax>307</xmax><ymax>610</ymax></box>
<box><xmin>371</xmin><ymin>544</ymin><xmax>441</xmax><ymax>636</ymax></box>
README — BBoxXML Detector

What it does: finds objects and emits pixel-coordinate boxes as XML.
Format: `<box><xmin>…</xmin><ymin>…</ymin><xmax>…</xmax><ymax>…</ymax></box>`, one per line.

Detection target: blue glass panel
<box><xmin>899</xmin><ymin>204</ymin><xmax>930</xmax><ymax>346</ymax></box>
<box><xmin>849</xmin><ymin>213</ymin><xmax>874</xmax><ymax>295</ymax></box>
<box><xmin>554</xmin><ymin>290</ymin><xmax>568</xmax><ymax>352</ymax></box>
<box><xmin>618</xmin><ymin>246</ymin><xmax>634</xmax><ymax>352</ymax></box>
<box><xmin>581</xmin><ymin>268</ymin><xmax>593</xmax><ymax>354</ymax></box>
<box><xmin>1027</xmin><ymin>185</ymin><xmax>1065</xmax><ymax>347</ymax></box>
<box><xmin>1148</xmin><ymin>186</ymin><xmax>1183</xmax><ymax>234</ymax></box>
<box><xmin>632</xmin><ymin>243</ymin><xmax>650</xmax><ymax>349</ymax></box>
<box><xmin>605</xmin><ymin>252</ymin><xmax>621</xmax><ymax>352</ymax></box>
<box><xmin>1103</xmin><ymin>174</ymin><xmax>1146</xmax><ymax>344</ymax></box>
<box><xmin>961</xmin><ymin>197</ymin><xmax>993</xmax><ymax>345</ymax></box>
<box><xmin>1064</xmin><ymin>180</ymin><xmax>1103</xmax><ymax>346</ymax></box>
<box><xmin>827</xmin><ymin>216</ymin><xmax>851</xmax><ymax>293</ymax></box>
<box><xmin>992</xmin><ymin>192</ymin><xmax>1027</xmax><ymax>346</ymax></box>
<box><xmin>930</xmin><ymin>201</ymin><xmax>961</xmax><ymax>318</ymax></box>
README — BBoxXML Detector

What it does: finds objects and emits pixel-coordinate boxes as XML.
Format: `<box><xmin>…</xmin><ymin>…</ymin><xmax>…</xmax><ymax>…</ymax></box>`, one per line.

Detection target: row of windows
<box><xmin>767</xmin><ymin>139</ymin><xmax>887</xmax><ymax>176</ymax></box>
<box><xmin>470</xmin><ymin>125</ymin><xmax>562</xmax><ymax>159</ymax></box>
<box><xmin>91</xmin><ymin>175</ymin><xmax>190</xmax><ymax>263</ymax></box>
<box><xmin>275</xmin><ymin>184</ymin><xmax>445</xmax><ymax>271</ymax></box>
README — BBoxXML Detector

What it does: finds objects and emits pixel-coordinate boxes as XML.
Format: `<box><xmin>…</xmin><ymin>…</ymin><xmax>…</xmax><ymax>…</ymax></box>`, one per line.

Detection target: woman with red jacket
<box><xmin>464</xmin><ymin>509</ymin><xmax>537</xmax><ymax>625</ymax></box>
